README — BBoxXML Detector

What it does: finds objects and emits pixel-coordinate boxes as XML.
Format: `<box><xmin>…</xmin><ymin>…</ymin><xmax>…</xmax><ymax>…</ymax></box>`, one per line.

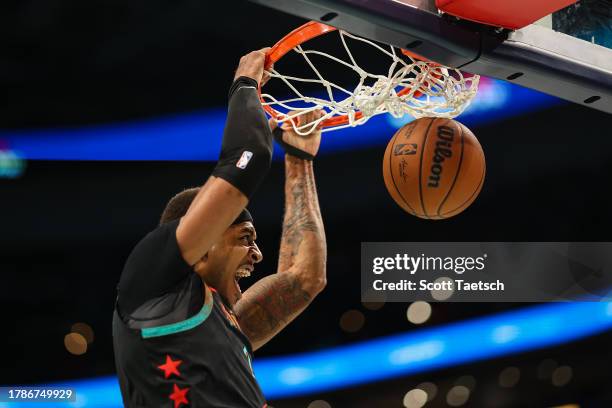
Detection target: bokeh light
<box><xmin>537</xmin><ymin>359</ymin><xmax>558</xmax><ymax>380</ymax></box>
<box><xmin>407</xmin><ymin>301</ymin><xmax>432</xmax><ymax>324</ymax></box>
<box><xmin>551</xmin><ymin>366</ymin><xmax>573</xmax><ymax>387</ymax></box>
<box><xmin>499</xmin><ymin>366</ymin><xmax>521</xmax><ymax>388</ymax></box>
<box><xmin>454</xmin><ymin>375</ymin><xmax>476</xmax><ymax>391</ymax></box>
<box><xmin>64</xmin><ymin>332</ymin><xmax>88</xmax><ymax>355</ymax></box>
<box><xmin>307</xmin><ymin>400</ymin><xmax>332</xmax><ymax>408</ymax></box>
<box><xmin>431</xmin><ymin>277</ymin><xmax>454</xmax><ymax>301</ymax></box>
<box><xmin>0</xmin><ymin>149</ymin><xmax>26</xmax><ymax>179</ymax></box>
<box><xmin>446</xmin><ymin>385</ymin><xmax>470</xmax><ymax>406</ymax></box>
<box><xmin>339</xmin><ymin>310</ymin><xmax>365</xmax><ymax>333</ymax></box>
<box><xmin>416</xmin><ymin>382</ymin><xmax>438</xmax><ymax>401</ymax></box>
<box><xmin>403</xmin><ymin>388</ymin><xmax>428</xmax><ymax>408</ymax></box>
<box><xmin>71</xmin><ymin>322</ymin><xmax>95</xmax><ymax>344</ymax></box>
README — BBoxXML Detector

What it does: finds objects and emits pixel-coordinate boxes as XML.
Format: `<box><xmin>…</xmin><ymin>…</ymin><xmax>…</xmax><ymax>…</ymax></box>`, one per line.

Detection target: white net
<box><xmin>261</xmin><ymin>30</ymin><xmax>480</xmax><ymax>135</ymax></box>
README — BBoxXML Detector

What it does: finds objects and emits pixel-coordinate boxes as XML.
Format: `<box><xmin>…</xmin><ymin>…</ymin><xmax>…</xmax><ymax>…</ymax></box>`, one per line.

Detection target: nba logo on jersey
<box><xmin>236</xmin><ymin>151</ymin><xmax>253</xmax><ymax>169</ymax></box>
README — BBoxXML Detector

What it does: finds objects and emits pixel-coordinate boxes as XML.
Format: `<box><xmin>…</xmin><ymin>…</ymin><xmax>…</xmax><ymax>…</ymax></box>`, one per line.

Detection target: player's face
<box><xmin>201</xmin><ymin>221</ymin><xmax>262</xmax><ymax>306</ymax></box>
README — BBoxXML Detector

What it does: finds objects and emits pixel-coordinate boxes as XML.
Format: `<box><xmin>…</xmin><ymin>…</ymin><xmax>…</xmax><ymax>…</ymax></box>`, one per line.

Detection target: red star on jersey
<box><xmin>169</xmin><ymin>384</ymin><xmax>190</xmax><ymax>408</ymax></box>
<box><xmin>158</xmin><ymin>355</ymin><xmax>182</xmax><ymax>379</ymax></box>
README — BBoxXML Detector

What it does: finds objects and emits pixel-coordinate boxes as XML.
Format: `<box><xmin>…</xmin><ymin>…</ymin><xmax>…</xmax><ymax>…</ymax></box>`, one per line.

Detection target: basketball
<box><xmin>382</xmin><ymin>118</ymin><xmax>485</xmax><ymax>219</ymax></box>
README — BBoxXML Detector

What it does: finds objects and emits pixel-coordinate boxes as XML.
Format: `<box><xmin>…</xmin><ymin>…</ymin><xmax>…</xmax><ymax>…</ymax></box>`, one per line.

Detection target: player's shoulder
<box><xmin>129</xmin><ymin>219</ymin><xmax>181</xmax><ymax>260</ymax></box>
<box><xmin>120</xmin><ymin>218</ymin><xmax>192</xmax><ymax>289</ymax></box>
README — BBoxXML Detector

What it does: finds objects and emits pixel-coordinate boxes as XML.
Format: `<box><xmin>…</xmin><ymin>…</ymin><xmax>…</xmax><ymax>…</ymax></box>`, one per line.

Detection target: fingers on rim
<box><xmin>280</xmin><ymin>109</ymin><xmax>326</xmax><ymax>130</ymax></box>
<box><xmin>257</xmin><ymin>47</ymin><xmax>271</xmax><ymax>57</ymax></box>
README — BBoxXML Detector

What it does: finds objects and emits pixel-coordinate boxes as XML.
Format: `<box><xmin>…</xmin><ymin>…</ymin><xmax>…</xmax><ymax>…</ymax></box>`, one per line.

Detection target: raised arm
<box><xmin>235</xmin><ymin>111</ymin><xmax>327</xmax><ymax>351</ymax></box>
<box><xmin>176</xmin><ymin>49</ymin><xmax>273</xmax><ymax>265</ymax></box>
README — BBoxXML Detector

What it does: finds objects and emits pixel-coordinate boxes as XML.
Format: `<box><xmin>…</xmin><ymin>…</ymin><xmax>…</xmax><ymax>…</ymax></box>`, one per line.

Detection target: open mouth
<box><xmin>235</xmin><ymin>265</ymin><xmax>253</xmax><ymax>280</ymax></box>
<box><xmin>234</xmin><ymin>265</ymin><xmax>254</xmax><ymax>293</ymax></box>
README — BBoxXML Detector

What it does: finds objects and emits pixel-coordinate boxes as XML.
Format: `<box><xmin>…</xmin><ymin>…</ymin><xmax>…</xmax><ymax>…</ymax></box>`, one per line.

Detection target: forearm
<box><xmin>235</xmin><ymin>155</ymin><xmax>327</xmax><ymax>350</ymax></box>
<box><xmin>177</xmin><ymin>77</ymin><xmax>272</xmax><ymax>265</ymax></box>
<box><xmin>277</xmin><ymin>155</ymin><xmax>326</xmax><ymax>287</ymax></box>
<box><xmin>233</xmin><ymin>272</ymin><xmax>311</xmax><ymax>350</ymax></box>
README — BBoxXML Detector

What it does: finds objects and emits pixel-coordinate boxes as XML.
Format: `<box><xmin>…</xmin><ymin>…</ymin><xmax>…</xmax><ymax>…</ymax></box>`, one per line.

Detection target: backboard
<box><xmin>248</xmin><ymin>0</ymin><xmax>612</xmax><ymax>114</ymax></box>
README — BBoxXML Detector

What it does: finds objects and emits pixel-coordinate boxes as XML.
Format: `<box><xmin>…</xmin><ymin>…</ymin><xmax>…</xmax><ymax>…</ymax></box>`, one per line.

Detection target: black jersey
<box><xmin>112</xmin><ymin>220</ymin><xmax>267</xmax><ymax>408</ymax></box>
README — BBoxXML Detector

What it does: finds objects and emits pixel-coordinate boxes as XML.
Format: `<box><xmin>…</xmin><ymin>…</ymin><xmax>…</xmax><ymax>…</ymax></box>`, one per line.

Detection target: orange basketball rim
<box><xmin>260</xmin><ymin>21</ymin><xmax>448</xmax><ymax>130</ymax></box>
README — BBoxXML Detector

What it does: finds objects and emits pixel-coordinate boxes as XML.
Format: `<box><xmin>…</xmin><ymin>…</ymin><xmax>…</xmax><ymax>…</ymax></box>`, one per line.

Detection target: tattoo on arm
<box><xmin>235</xmin><ymin>155</ymin><xmax>326</xmax><ymax>350</ymax></box>
<box><xmin>235</xmin><ymin>273</ymin><xmax>312</xmax><ymax>349</ymax></box>
<box><xmin>278</xmin><ymin>156</ymin><xmax>324</xmax><ymax>272</ymax></box>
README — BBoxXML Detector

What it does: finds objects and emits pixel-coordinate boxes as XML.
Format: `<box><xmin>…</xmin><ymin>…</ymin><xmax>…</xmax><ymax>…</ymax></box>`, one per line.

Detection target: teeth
<box><xmin>235</xmin><ymin>267</ymin><xmax>252</xmax><ymax>279</ymax></box>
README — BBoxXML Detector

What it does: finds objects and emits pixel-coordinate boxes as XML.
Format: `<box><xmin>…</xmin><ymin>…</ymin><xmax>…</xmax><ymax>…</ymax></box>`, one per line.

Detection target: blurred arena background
<box><xmin>1</xmin><ymin>1</ymin><xmax>612</xmax><ymax>407</ymax></box>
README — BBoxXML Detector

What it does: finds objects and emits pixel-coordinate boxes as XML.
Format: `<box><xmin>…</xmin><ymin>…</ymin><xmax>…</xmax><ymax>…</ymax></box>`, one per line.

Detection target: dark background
<box><xmin>1</xmin><ymin>1</ymin><xmax>611</xmax><ymax>407</ymax></box>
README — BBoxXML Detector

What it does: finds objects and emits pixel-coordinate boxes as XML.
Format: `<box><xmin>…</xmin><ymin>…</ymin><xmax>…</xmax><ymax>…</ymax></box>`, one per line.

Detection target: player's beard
<box><xmin>209</xmin><ymin>264</ymin><xmax>245</xmax><ymax>307</ymax></box>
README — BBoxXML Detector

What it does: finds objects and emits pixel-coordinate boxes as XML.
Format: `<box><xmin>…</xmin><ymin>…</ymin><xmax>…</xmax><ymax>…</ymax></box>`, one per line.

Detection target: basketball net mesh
<box><xmin>261</xmin><ymin>30</ymin><xmax>479</xmax><ymax>135</ymax></box>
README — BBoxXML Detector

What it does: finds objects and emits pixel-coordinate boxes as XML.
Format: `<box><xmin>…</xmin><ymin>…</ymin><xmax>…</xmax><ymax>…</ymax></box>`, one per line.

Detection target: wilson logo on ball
<box><xmin>428</xmin><ymin>126</ymin><xmax>454</xmax><ymax>188</ymax></box>
<box><xmin>382</xmin><ymin>118</ymin><xmax>485</xmax><ymax>220</ymax></box>
<box><xmin>393</xmin><ymin>143</ymin><xmax>418</xmax><ymax>156</ymax></box>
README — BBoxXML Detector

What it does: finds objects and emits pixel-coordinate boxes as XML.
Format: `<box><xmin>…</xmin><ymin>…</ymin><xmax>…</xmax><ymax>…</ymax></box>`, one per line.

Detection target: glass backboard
<box><xmin>538</xmin><ymin>1</ymin><xmax>612</xmax><ymax>50</ymax></box>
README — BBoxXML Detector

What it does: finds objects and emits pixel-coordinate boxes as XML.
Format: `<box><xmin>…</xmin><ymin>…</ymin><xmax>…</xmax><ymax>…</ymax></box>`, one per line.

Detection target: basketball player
<box><xmin>112</xmin><ymin>48</ymin><xmax>327</xmax><ymax>407</ymax></box>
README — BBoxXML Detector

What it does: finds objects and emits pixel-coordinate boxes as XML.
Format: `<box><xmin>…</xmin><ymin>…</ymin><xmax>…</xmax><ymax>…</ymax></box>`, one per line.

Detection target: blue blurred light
<box><xmin>0</xmin><ymin>80</ymin><xmax>562</xmax><ymax>161</ymax></box>
<box><xmin>2</xmin><ymin>302</ymin><xmax>610</xmax><ymax>407</ymax></box>
<box><xmin>255</xmin><ymin>302</ymin><xmax>612</xmax><ymax>398</ymax></box>
<box><xmin>0</xmin><ymin>150</ymin><xmax>26</xmax><ymax>178</ymax></box>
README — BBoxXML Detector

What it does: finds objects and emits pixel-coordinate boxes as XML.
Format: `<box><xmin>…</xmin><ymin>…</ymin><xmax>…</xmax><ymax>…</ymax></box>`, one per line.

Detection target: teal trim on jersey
<box><xmin>141</xmin><ymin>287</ymin><xmax>214</xmax><ymax>339</ymax></box>
<box><xmin>243</xmin><ymin>346</ymin><xmax>255</xmax><ymax>377</ymax></box>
